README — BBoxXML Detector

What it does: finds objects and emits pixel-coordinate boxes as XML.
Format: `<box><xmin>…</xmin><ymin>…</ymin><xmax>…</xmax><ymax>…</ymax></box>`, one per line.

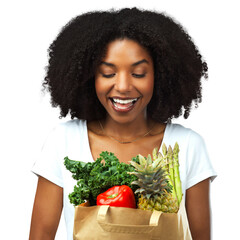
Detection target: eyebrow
<box><xmin>100</xmin><ymin>59</ymin><xmax>149</xmax><ymax>67</ymax></box>
<box><xmin>132</xmin><ymin>59</ymin><xmax>149</xmax><ymax>66</ymax></box>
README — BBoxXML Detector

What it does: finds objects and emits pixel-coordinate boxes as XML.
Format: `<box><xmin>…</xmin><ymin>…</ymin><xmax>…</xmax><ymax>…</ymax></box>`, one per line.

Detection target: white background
<box><xmin>0</xmin><ymin>0</ymin><xmax>239</xmax><ymax>239</ymax></box>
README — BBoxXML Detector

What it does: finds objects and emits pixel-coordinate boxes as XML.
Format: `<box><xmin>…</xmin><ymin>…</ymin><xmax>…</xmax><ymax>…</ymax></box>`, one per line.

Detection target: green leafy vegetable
<box><xmin>64</xmin><ymin>151</ymin><xmax>139</xmax><ymax>206</ymax></box>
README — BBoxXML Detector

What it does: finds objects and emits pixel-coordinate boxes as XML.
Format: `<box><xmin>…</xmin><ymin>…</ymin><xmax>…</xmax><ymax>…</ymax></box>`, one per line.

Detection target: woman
<box><xmin>29</xmin><ymin>8</ymin><xmax>216</xmax><ymax>240</ymax></box>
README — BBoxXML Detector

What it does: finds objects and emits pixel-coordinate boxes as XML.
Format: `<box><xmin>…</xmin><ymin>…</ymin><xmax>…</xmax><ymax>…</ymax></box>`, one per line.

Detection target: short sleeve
<box><xmin>185</xmin><ymin>131</ymin><xmax>217</xmax><ymax>189</ymax></box>
<box><xmin>32</xmin><ymin>126</ymin><xmax>64</xmax><ymax>187</ymax></box>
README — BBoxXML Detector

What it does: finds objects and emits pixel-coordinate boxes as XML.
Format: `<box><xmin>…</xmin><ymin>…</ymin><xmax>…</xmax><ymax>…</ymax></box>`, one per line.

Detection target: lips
<box><xmin>109</xmin><ymin>97</ymin><xmax>139</xmax><ymax>112</ymax></box>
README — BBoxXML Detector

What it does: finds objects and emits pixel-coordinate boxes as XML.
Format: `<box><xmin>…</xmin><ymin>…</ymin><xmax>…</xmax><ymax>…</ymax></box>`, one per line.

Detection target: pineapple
<box><xmin>129</xmin><ymin>143</ymin><xmax>182</xmax><ymax>213</ymax></box>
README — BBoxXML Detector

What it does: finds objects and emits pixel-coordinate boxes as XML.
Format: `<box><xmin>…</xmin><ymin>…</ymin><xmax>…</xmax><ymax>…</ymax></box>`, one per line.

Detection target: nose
<box><xmin>114</xmin><ymin>72</ymin><xmax>132</xmax><ymax>93</ymax></box>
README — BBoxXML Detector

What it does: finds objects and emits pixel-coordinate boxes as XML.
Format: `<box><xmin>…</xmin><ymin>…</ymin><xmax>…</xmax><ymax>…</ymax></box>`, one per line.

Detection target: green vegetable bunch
<box><xmin>64</xmin><ymin>151</ymin><xmax>139</xmax><ymax>206</ymax></box>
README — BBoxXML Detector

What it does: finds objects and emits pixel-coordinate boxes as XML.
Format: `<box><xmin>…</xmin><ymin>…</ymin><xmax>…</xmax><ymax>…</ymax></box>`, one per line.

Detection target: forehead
<box><xmin>102</xmin><ymin>39</ymin><xmax>153</xmax><ymax>64</ymax></box>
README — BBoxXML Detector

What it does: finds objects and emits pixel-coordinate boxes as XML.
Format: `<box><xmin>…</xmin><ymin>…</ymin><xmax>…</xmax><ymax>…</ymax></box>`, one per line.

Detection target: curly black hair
<box><xmin>43</xmin><ymin>7</ymin><xmax>208</xmax><ymax>122</ymax></box>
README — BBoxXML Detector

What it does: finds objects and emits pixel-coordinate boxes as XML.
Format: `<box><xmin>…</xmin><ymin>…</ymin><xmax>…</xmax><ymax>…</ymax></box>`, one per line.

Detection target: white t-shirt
<box><xmin>32</xmin><ymin>119</ymin><xmax>217</xmax><ymax>240</ymax></box>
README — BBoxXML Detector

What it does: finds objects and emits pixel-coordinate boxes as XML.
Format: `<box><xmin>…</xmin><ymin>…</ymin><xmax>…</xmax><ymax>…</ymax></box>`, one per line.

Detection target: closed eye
<box><xmin>132</xmin><ymin>73</ymin><xmax>146</xmax><ymax>78</ymax></box>
<box><xmin>102</xmin><ymin>73</ymin><xmax>116</xmax><ymax>78</ymax></box>
<box><xmin>102</xmin><ymin>73</ymin><xmax>146</xmax><ymax>78</ymax></box>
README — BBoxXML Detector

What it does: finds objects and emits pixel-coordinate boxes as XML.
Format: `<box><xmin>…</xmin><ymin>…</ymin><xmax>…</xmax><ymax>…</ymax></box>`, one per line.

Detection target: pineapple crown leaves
<box><xmin>129</xmin><ymin>150</ymin><xmax>165</xmax><ymax>173</ymax></box>
<box><xmin>129</xmin><ymin>160</ymin><xmax>162</xmax><ymax>174</ymax></box>
<box><xmin>152</xmin><ymin>147</ymin><xmax>158</xmax><ymax>161</ymax></box>
<box><xmin>130</xmin><ymin>167</ymin><xmax>168</xmax><ymax>183</ymax></box>
<box><xmin>129</xmin><ymin>148</ymin><xmax>173</xmax><ymax>197</ymax></box>
<box><xmin>129</xmin><ymin>160</ymin><xmax>145</xmax><ymax>172</ymax></box>
<box><xmin>139</xmin><ymin>154</ymin><xmax>147</xmax><ymax>166</ymax></box>
<box><xmin>132</xmin><ymin>178</ymin><xmax>169</xmax><ymax>190</ymax></box>
<box><xmin>131</xmin><ymin>174</ymin><xmax>172</xmax><ymax>194</ymax></box>
<box><xmin>134</xmin><ymin>183</ymin><xmax>170</xmax><ymax>199</ymax></box>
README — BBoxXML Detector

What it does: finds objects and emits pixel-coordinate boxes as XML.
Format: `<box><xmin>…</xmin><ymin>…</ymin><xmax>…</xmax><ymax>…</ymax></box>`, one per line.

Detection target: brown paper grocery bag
<box><xmin>73</xmin><ymin>200</ymin><xmax>192</xmax><ymax>240</ymax></box>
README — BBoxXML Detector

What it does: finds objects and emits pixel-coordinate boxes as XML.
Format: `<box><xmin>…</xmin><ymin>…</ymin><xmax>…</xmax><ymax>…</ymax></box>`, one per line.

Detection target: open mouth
<box><xmin>109</xmin><ymin>97</ymin><xmax>139</xmax><ymax>111</ymax></box>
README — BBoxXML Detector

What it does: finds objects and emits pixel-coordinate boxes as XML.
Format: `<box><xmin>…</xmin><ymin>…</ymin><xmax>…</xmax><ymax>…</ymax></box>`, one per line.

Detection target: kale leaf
<box><xmin>64</xmin><ymin>151</ymin><xmax>139</xmax><ymax>206</ymax></box>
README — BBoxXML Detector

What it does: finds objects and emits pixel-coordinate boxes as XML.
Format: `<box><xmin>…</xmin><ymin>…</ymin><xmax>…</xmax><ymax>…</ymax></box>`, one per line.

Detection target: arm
<box><xmin>29</xmin><ymin>176</ymin><xmax>63</xmax><ymax>240</ymax></box>
<box><xmin>185</xmin><ymin>178</ymin><xmax>211</xmax><ymax>240</ymax></box>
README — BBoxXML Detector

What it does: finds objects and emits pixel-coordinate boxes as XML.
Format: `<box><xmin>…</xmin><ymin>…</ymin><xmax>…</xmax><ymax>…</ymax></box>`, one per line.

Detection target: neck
<box><xmin>101</xmin><ymin>116</ymin><xmax>154</xmax><ymax>140</ymax></box>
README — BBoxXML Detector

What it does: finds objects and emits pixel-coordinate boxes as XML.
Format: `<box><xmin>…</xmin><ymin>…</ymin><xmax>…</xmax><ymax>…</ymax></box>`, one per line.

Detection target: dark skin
<box><xmin>29</xmin><ymin>39</ymin><xmax>211</xmax><ymax>239</ymax></box>
<box><xmin>29</xmin><ymin>177</ymin><xmax>63</xmax><ymax>240</ymax></box>
<box><xmin>87</xmin><ymin>120</ymin><xmax>166</xmax><ymax>164</ymax></box>
<box><xmin>186</xmin><ymin>178</ymin><xmax>211</xmax><ymax>240</ymax></box>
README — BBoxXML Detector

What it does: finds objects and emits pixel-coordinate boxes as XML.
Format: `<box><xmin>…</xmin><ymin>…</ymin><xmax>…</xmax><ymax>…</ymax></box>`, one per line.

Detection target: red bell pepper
<box><xmin>96</xmin><ymin>185</ymin><xmax>136</xmax><ymax>208</ymax></box>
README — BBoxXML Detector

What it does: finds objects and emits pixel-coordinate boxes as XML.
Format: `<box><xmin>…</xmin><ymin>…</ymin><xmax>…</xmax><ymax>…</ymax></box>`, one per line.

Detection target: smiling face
<box><xmin>95</xmin><ymin>39</ymin><xmax>154</xmax><ymax>124</ymax></box>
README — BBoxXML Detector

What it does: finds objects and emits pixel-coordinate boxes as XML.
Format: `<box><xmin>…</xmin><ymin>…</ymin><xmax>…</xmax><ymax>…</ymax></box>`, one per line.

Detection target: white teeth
<box><xmin>112</xmin><ymin>98</ymin><xmax>137</xmax><ymax>104</ymax></box>
<box><xmin>113</xmin><ymin>102</ymin><xmax>131</xmax><ymax>109</ymax></box>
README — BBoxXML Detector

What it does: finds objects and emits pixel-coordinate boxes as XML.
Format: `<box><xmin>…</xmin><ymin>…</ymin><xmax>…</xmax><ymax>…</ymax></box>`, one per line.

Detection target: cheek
<box><xmin>95</xmin><ymin>79</ymin><xmax>100</xmax><ymax>95</ymax></box>
<box><xmin>143</xmin><ymin>77</ymin><xmax>154</xmax><ymax>98</ymax></box>
<box><xmin>95</xmin><ymin>77</ymin><xmax>108</xmax><ymax>102</ymax></box>
<box><xmin>95</xmin><ymin>75</ymin><xmax>103</xmax><ymax>92</ymax></box>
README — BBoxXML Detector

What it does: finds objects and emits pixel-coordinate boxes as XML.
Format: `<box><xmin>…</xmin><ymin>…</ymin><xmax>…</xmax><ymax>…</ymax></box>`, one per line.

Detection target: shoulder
<box><xmin>165</xmin><ymin>123</ymin><xmax>205</xmax><ymax>148</ymax></box>
<box><xmin>45</xmin><ymin>119</ymin><xmax>89</xmax><ymax>159</ymax></box>
<box><xmin>46</xmin><ymin>119</ymin><xmax>87</xmax><ymax>144</ymax></box>
<box><xmin>54</xmin><ymin>119</ymin><xmax>86</xmax><ymax>133</ymax></box>
<box><xmin>167</xmin><ymin>123</ymin><xmax>201</xmax><ymax>139</ymax></box>
<box><xmin>58</xmin><ymin>119</ymin><xmax>86</xmax><ymax>129</ymax></box>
